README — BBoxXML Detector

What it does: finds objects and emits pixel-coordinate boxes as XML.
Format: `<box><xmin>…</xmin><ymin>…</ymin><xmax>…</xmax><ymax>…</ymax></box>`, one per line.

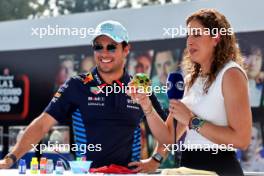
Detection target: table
<box><xmin>1</xmin><ymin>169</ymin><xmax>264</xmax><ymax>175</ymax></box>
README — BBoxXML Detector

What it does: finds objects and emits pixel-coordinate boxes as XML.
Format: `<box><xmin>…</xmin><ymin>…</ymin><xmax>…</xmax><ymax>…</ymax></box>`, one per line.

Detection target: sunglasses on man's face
<box><xmin>92</xmin><ymin>44</ymin><xmax>117</xmax><ymax>53</ymax></box>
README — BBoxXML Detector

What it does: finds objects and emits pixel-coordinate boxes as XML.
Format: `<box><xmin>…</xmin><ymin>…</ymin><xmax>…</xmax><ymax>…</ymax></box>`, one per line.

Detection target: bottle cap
<box><xmin>31</xmin><ymin>157</ymin><xmax>38</xmax><ymax>162</ymax></box>
<box><xmin>56</xmin><ymin>161</ymin><xmax>63</xmax><ymax>166</ymax></box>
<box><xmin>19</xmin><ymin>159</ymin><xmax>26</xmax><ymax>165</ymax></box>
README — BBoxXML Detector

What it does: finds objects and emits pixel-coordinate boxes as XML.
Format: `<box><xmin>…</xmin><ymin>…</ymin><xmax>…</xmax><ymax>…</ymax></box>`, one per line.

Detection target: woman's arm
<box><xmin>198</xmin><ymin>68</ymin><xmax>252</xmax><ymax>150</ymax></box>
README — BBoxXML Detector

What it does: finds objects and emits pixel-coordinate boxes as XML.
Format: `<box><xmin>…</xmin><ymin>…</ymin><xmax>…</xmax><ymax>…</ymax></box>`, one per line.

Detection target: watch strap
<box><xmin>152</xmin><ymin>153</ymin><xmax>163</xmax><ymax>163</ymax></box>
<box><xmin>4</xmin><ymin>153</ymin><xmax>17</xmax><ymax>164</ymax></box>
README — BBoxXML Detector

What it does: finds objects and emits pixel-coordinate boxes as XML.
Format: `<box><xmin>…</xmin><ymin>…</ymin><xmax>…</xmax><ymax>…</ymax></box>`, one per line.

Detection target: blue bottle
<box><xmin>18</xmin><ymin>159</ymin><xmax>26</xmax><ymax>174</ymax></box>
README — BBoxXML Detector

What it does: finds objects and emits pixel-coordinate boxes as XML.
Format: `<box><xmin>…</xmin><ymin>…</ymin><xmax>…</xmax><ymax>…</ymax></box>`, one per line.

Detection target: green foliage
<box><xmin>0</xmin><ymin>0</ymin><xmax>175</xmax><ymax>22</ymax></box>
<box><xmin>0</xmin><ymin>0</ymin><xmax>45</xmax><ymax>21</ymax></box>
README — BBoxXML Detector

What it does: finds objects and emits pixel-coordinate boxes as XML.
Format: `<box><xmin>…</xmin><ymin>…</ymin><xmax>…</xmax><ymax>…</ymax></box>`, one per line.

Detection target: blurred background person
<box><xmin>134</xmin><ymin>52</ymin><xmax>153</xmax><ymax>76</ymax></box>
<box><xmin>151</xmin><ymin>50</ymin><xmax>177</xmax><ymax>110</ymax></box>
<box><xmin>127</xmin><ymin>50</ymin><xmax>153</xmax><ymax>76</ymax></box>
<box><xmin>241</xmin><ymin>125</ymin><xmax>264</xmax><ymax>172</ymax></box>
<box><xmin>245</xmin><ymin>46</ymin><xmax>264</xmax><ymax>107</ymax></box>
<box><xmin>54</xmin><ymin>56</ymin><xmax>77</xmax><ymax>90</ymax></box>
<box><xmin>80</xmin><ymin>55</ymin><xmax>95</xmax><ymax>73</ymax></box>
<box><xmin>3</xmin><ymin>68</ymin><xmax>10</xmax><ymax>76</ymax></box>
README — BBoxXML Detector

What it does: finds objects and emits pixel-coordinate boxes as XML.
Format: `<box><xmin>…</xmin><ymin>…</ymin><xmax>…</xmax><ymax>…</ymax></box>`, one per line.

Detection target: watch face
<box><xmin>153</xmin><ymin>153</ymin><xmax>163</xmax><ymax>162</ymax></box>
<box><xmin>155</xmin><ymin>154</ymin><xmax>162</xmax><ymax>160</ymax></box>
<box><xmin>192</xmin><ymin>118</ymin><xmax>200</xmax><ymax>126</ymax></box>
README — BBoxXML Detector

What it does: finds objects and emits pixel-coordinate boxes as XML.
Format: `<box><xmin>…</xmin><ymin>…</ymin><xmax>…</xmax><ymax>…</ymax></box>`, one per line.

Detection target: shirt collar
<box><xmin>91</xmin><ymin>67</ymin><xmax>131</xmax><ymax>86</ymax></box>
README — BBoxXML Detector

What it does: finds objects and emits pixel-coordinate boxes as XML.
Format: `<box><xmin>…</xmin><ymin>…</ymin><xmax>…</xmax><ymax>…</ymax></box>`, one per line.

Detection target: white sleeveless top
<box><xmin>181</xmin><ymin>60</ymin><xmax>247</xmax><ymax>149</ymax></box>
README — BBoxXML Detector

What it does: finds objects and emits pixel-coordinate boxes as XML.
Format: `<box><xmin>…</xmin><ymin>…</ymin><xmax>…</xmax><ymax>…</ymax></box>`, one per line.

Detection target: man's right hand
<box><xmin>0</xmin><ymin>113</ymin><xmax>57</xmax><ymax>170</ymax></box>
<box><xmin>0</xmin><ymin>157</ymin><xmax>14</xmax><ymax>169</ymax></box>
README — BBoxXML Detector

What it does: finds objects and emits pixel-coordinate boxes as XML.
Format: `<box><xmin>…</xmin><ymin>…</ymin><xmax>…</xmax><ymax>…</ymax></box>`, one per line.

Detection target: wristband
<box><xmin>4</xmin><ymin>153</ymin><xmax>17</xmax><ymax>164</ymax></box>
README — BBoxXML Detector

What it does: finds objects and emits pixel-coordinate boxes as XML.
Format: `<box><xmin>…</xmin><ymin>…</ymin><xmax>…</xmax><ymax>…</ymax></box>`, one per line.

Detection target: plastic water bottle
<box><xmin>46</xmin><ymin>159</ymin><xmax>54</xmax><ymax>174</ymax></box>
<box><xmin>55</xmin><ymin>161</ymin><xmax>64</xmax><ymax>175</ymax></box>
<box><xmin>30</xmin><ymin>157</ymin><xmax>38</xmax><ymax>174</ymax></box>
<box><xmin>40</xmin><ymin>157</ymin><xmax>47</xmax><ymax>174</ymax></box>
<box><xmin>18</xmin><ymin>159</ymin><xmax>26</xmax><ymax>174</ymax></box>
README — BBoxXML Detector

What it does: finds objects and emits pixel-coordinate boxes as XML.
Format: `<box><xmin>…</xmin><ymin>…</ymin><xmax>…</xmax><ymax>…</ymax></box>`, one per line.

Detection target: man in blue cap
<box><xmin>0</xmin><ymin>20</ymin><xmax>166</xmax><ymax>171</ymax></box>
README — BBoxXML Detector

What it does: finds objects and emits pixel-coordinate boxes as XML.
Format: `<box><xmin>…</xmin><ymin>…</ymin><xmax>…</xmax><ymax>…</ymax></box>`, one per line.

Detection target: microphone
<box><xmin>166</xmin><ymin>72</ymin><xmax>184</xmax><ymax>100</ymax></box>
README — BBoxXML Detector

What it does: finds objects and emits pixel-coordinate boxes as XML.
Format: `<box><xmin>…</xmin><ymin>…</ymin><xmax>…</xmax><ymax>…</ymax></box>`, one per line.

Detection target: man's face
<box><xmin>61</xmin><ymin>60</ymin><xmax>75</xmax><ymax>76</ymax></box>
<box><xmin>247</xmin><ymin>48</ymin><xmax>262</xmax><ymax>79</ymax></box>
<box><xmin>57</xmin><ymin>60</ymin><xmax>75</xmax><ymax>84</ymax></box>
<box><xmin>81</xmin><ymin>56</ymin><xmax>95</xmax><ymax>72</ymax></box>
<box><xmin>135</xmin><ymin>56</ymin><xmax>151</xmax><ymax>75</ymax></box>
<box><xmin>155</xmin><ymin>51</ymin><xmax>174</xmax><ymax>85</ymax></box>
<box><xmin>93</xmin><ymin>35</ymin><xmax>129</xmax><ymax>74</ymax></box>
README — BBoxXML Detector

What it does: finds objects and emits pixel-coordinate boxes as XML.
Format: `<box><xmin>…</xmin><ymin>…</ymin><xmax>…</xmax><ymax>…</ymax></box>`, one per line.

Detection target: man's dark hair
<box><xmin>122</xmin><ymin>41</ymin><xmax>128</xmax><ymax>49</ymax></box>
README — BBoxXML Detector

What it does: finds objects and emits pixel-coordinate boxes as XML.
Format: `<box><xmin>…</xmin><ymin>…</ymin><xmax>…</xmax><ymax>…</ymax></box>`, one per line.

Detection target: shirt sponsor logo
<box><xmin>87</xmin><ymin>96</ymin><xmax>105</xmax><ymax>106</ymax></box>
<box><xmin>126</xmin><ymin>98</ymin><xmax>140</xmax><ymax>110</ymax></box>
<box><xmin>88</xmin><ymin>96</ymin><xmax>105</xmax><ymax>101</ymax></box>
<box><xmin>83</xmin><ymin>73</ymin><xmax>94</xmax><ymax>84</ymax></box>
<box><xmin>94</xmin><ymin>73</ymin><xmax>102</xmax><ymax>85</ymax></box>
<box><xmin>90</xmin><ymin>86</ymin><xmax>101</xmax><ymax>95</ymax></box>
<box><xmin>58</xmin><ymin>82</ymin><xmax>69</xmax><ymax>93</ymax></box>
<box><xmin>54</xmin><ymin>92</ymin><xmax>61</xmax><ymax>98</ymax></box>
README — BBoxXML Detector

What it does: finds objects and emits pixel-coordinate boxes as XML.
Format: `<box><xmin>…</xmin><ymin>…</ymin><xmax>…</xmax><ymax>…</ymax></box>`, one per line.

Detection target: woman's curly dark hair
<box><xmin>182</xmin><ymin>9</ymin><xmax>244</xmax><ymax>93</ymax></box>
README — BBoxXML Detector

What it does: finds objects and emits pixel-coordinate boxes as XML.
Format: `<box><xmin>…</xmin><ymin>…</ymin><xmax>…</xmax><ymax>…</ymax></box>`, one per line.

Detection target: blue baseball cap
<box><xmin>92</xmin><ymin>20</ymin><xmax>129</xmax><ymax>43</ymax></box>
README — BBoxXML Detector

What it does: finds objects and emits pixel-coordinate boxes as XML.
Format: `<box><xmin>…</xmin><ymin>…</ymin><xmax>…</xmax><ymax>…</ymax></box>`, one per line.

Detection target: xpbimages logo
<box><xmin>91</xmin><ymin>83</ymin><xmax>167</xmax><ymax>96</ymax></box>
<box><xmin>163</xmin><ymin>25</ymin><xmax>234</xmax><ymax>38</ymax></box>
<box><xmin>163</xmin><ymin>141</ymin><xmax>234</xmax><ymax>155</ymax></box>
<box><xmin>31</xmin><ymin>25</ymin><xmax>97</xmax><ymax>38</ymax></box>
<box><xmin>31</xmin><ymin>141</ymin><xmax>102</xmax><ymax>154</ymax></box>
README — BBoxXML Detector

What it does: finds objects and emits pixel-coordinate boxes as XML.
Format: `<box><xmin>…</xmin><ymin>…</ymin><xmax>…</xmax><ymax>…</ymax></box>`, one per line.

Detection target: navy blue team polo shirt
<box><xmin>45</xmin><ymin>67</ymin><xmax>166</xmax><ymax>168</ymax></box>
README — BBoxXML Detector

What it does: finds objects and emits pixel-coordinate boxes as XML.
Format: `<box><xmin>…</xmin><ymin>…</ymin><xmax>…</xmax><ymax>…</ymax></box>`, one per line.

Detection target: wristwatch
<box><xmin>152</xmin><ymin>153</ymin><xmax>163</xmax><ymax>163</ymax></box>
<box><xmin>4</xmin><ymin>153</ymin><xmax>17</xmax><ymax>165</ymax></box>
<box><xmin>189</xmin><ymin>116</ymin><xmax>206</xmax><ymax>132</ymax></box>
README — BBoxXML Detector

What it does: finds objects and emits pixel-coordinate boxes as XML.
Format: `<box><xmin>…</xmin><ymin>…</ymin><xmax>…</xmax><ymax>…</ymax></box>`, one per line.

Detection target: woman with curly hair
<box><xmin>128</xmin><ymin>9</ymin><xmax>252</xmax><ymax>175</ymax></box>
